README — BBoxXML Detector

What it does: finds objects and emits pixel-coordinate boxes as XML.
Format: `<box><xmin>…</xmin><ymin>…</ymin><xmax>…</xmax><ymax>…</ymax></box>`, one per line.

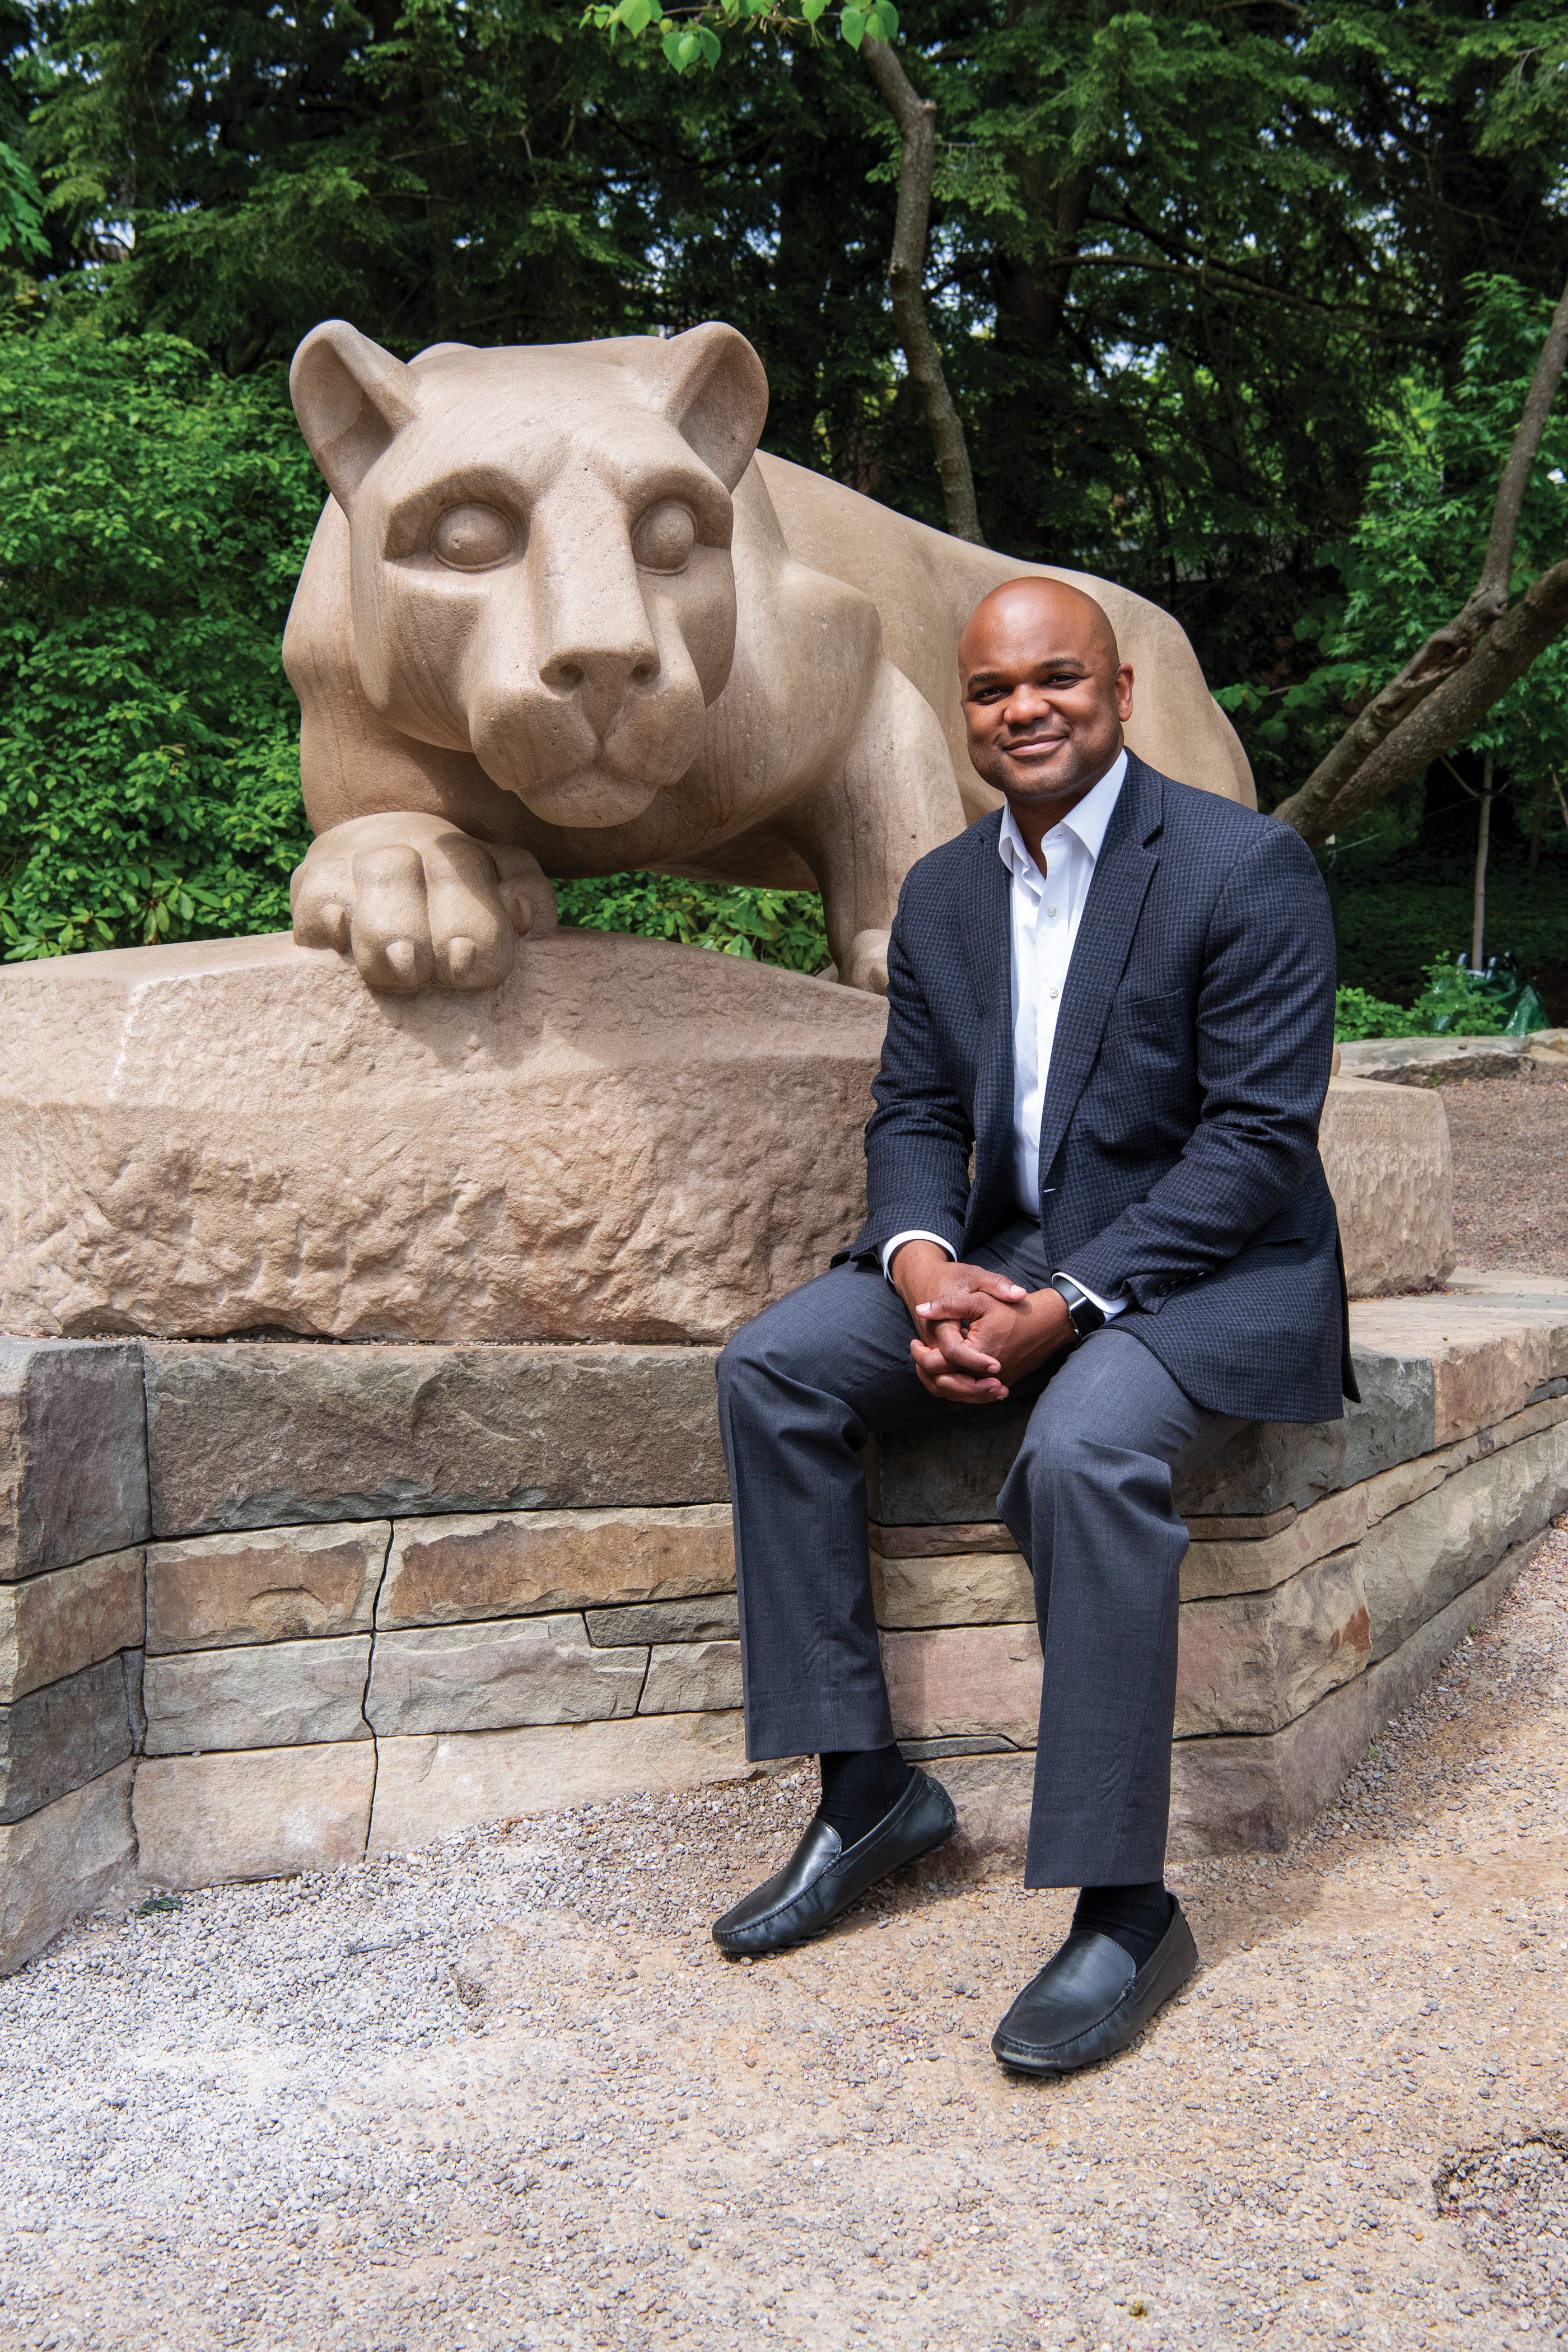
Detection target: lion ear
<box><xmin>646</xmin><ymin>323</ymin><xmax>768</xmax><ymax>492</ymax></box>
<box><xmin>291</xmin><ymin>320</ymin><xmax>422</xmax><ymax>507</ymax></box>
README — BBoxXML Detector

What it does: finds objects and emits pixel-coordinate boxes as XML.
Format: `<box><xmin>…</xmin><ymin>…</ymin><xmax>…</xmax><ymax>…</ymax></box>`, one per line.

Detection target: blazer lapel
<box><xmin>1032</xmin><ymin>755</ymin><xmax>1164</xmax><ymax>1193</ymax></box>
<box><xmin>957</xmin><ymin>816</ymin><xmax>1016</xmax><ymax>1221</ymax></box>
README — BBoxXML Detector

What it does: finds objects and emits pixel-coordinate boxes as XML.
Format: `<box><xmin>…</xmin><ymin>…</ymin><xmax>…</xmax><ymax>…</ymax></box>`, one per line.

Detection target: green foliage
<box><xmin>0</xmin><ymin>317</ymin><xmax>320</xmax><ymax>959</ymax></box>
<box><xmin>1218</xmin><ymin>276</ymin><xmax>1568</xmax><ymax>808</ymax></box>
<box><xmin>557</xmin><ymin>872</ymin><xmax>830</xmax><ymax>972</ymax></box>
<box><xmin>0</xmin><ymin>139</ymin><xmax>45</xmax><ymax>263</ymax></box>
<box><xmin>0</xmin><ymin>0</ymin><xmax>1564</xmax><ymax>981</ymax></box>
<box><xmin>1333</xmin><ymin>959</ymin><xmax>1519</xmax><ymax>1043</ymax></box>
<box><xmin>27</xmin><ymin>0</ymin><xmax>641</xmax><ymax>371</ymax></box>
<box><xmin>21</xmin><ymin>0</ymin><xmax>1568</xmax><ymax>652</ymax></box>
<box><xmin>580</xmin><ymin>0</ymin><xmax>898</xmax><ymax>74</ymax></box>
<box><xmin>1413</xmin><ymin>961</ymin><xmax>1514</xmax><ymax>1037</ymax></box>
<box><xmin>1333</xmin><ymin>986</ymin><xmax>1424</xmax><ymax>1043</ymax></box>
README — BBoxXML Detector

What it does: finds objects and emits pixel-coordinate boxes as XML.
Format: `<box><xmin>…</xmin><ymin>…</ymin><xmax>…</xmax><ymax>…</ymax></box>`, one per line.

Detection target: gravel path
<box><xmin>1444</xmin><ymin>1072</ymin><xmax>1568</xmax><ymax>1275</ymax></box>
<box><xmin>2</xmin><ymin>1527</ymin><xmax>1566</xmax><ymax>2352</ymax></box>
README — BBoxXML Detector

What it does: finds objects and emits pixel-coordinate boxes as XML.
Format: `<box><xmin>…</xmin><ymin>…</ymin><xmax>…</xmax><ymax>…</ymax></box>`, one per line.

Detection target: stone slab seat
<box><xmin>0</xmin><ymin>930</ymin><xmax>1452</xmax><ymax>1356</ymax></box>
<box><xmin>1</xmin><ymin>1272</ymin><xmax>1566</xmax><ymax>1965</ymax></box>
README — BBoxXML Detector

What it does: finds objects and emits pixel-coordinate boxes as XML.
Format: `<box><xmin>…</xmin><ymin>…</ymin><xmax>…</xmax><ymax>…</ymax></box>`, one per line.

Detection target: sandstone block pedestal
<box><xmin>0</xmin><ymin>927</ymin><xmax>885</xmax><ymax>1347</ymax></box>
<box><xmin>1</xmin><ymin>927</ymin><xmax>1452</xmax><ymax>1348</ymax></box>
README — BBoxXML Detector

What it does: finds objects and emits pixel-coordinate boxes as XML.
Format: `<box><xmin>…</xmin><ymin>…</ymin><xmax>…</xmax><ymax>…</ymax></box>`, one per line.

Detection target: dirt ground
<box><xmin>2</xmin><ymin>1521</ymin><xmax>1566</xmax><ymax>2352</ymax></box>
<box><xmin>1445</xmin><ymin>1072</ymin><xmax>1568</xmax><ymax>1275</ymax></box>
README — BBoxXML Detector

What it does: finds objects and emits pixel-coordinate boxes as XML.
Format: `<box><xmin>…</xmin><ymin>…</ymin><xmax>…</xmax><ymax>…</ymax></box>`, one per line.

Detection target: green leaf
<box><xmin>619</xmin><ymin>0</ymin><xmax>653</xmax><ymax>35</ymax></box>
<box><xmin>696</xmin><ymin>24</ymin><xmax>721</xmax><ymax>63</ymax></box>
<box><xmin>800</xmin><ymin>0</ymin><xmax>828</xmax><ymax>20</ymax></box>
<box><xmin>839</xmin><ymin>5</ymin><xmax>865</xmax><ymax>44</ymax></box>
<box><xmin>662</xmin><ymin>22</ymin><xmax>687</xmax><ymax>61</ymax></box>
<box><xmin>865</xmin><ymin>0</ymin><xmax>895</xmax><ymax>34</ymax></box>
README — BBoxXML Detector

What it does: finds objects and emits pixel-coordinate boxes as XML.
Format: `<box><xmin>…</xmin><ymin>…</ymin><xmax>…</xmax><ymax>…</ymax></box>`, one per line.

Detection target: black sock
<box><xmin>816</xmin><ymin>1745</ymin><xmax>915</xmax><ymax>1846</ymax></box>
<box><xmin>1072</xmin><ymin>1881</ymin><xmax>1172</xmax><ymax>1970</ymax></box>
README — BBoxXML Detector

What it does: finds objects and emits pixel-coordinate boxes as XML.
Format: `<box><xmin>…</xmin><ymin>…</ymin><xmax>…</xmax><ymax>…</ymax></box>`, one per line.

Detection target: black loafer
<box><xmin>712</xmin><ymin>1768</ymin><xmax>957</xmax><ymax>1958</ymax></box>
<box><xmin>991</xmin><ymin>1897</ymin><xmax>1198</xmax><ymax>2074</ymax></box>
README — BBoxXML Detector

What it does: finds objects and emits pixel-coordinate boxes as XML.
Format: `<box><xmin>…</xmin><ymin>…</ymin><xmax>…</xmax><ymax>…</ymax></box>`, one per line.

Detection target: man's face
<box><xmin>959</xmin><ymin>586</ymin><xmax>1133</xmax><ymax>823</ymax></box>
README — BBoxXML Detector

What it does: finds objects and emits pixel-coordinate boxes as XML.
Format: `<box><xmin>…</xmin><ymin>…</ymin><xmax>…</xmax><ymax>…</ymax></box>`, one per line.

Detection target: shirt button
<box><xmin>1048</xmin><ymin>985</ymin><xmax>1060</xmax><ymax>999</ymax></box>
<box><xmin>1046</xmin><ymin>906</ymin><xmax>1058</xmax><ymax>918</ymax></box>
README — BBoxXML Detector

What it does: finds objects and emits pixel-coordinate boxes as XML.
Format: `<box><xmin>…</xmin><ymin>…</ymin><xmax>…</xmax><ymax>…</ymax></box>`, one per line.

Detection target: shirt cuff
<box><xmin>881</xmin><ymin>1231</ymin><xmax>958</xmax><ymax>1284</ymax></box>
<box><xmin>1055</xmin><ymin>1270</ymin><xmax>1131</xmax><ymax>1321</ymax></box>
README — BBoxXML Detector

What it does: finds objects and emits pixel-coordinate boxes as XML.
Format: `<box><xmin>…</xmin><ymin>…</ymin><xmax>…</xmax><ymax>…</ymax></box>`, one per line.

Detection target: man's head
<box><xmin>958</xmin><ymin>577</ymin><xmax>1133</xmax><ymax>837</ymax></box>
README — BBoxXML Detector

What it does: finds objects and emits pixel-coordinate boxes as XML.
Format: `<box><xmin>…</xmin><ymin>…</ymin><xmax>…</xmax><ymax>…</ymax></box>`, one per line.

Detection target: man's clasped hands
<box><xmin>889</xmin><ymin>1237</ymin><xmax>1077</xmax><ymax>1404</ymax></box>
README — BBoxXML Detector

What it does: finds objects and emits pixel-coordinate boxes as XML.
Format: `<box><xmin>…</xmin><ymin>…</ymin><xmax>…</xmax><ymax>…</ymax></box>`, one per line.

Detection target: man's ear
<box><xmin>291</xmin><ymin>320</ymin><xmax>422</xmax><ymax>508</ymax></box>
<box><xmin>644</xmin><ymin>323</ymin><xmax>769</xmax><ymax>492</ymax></box>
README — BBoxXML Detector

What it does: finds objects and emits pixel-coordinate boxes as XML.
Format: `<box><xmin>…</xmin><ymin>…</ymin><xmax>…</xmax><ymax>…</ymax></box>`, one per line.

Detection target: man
<box><xmin>711</xmin><ymin>577</ymin><xmax>1353</xmax><ymax>2073</ymax></box>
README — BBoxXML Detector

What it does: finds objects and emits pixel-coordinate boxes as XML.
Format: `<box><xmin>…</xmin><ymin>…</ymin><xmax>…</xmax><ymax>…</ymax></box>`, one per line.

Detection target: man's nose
<box><xmin>1002</xmin><ymin>683</ymin><xmax>1059</xmax><ymax>728</ymax></box>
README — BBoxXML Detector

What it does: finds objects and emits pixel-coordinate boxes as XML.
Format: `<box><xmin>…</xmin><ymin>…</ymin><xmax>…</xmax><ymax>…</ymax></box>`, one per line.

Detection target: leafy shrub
<box><xmin>556</xmin><ymin>872</ymin><xmax>830</xmax><ymax>974</ymax></box>
<box><xmin>1334</xmin><ymin>958</ymin><xmax>1515</xmax><ymax>1042</ymax></box>
<box><xmin>1333</xmin><ymin>986</ymin><xmax>1424</xmax><ymax>1042</ymax></box>
<box><xmin>0</xmin><ymin>318</ymin><xmax>320</xmax><ymax>960</ymax></box>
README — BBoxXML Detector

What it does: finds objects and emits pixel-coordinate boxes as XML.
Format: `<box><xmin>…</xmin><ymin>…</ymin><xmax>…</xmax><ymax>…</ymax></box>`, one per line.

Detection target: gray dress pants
<box><xmin>715</xmin><ymin>1216</ymin><xmax>1243</xmax><ymax>1888</ymax></box>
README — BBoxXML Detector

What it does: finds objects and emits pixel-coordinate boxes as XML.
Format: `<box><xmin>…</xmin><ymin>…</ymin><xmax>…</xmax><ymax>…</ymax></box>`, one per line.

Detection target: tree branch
<box><xmin>1476</xmin><ymin>272</ymin><xmax>1568</xmax><ymax>606</ymax></box>
<box><xmin>1277</xmin><ymin>556</ymin><xmax>1568</xmax><ymax>839</ymax></box>
<box><xmin>861</xmin><ymin>38</ymin><xmax>981</xmax><ymax>544</ymax></box>
<box><xmin>1273</xmin><ymin>268</ymin><xmax>1568</xmax><ymax>842</ymax></box>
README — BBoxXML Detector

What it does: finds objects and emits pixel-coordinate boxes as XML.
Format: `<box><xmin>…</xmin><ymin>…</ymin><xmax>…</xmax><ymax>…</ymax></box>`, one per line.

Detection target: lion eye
<box><xmin>432</xmin><ymin>503</ymin><xmax>514</xmax><ymax>570</ymax></box>
<box><xmin>631</xmin><ymin>500</ymin><xmax>696</xmax><ymax>574</ymax></box>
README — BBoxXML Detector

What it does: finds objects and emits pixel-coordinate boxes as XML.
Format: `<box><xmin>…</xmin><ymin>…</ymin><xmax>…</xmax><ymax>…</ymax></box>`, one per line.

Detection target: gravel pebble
<box><xmin>1</xmin><ymin>1531</ymin><xmax>1566</xmax><ymax>2350</ymax></box>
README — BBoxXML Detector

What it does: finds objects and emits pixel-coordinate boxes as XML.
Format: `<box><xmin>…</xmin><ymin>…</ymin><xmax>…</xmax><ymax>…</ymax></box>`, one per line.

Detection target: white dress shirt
<box><xmin>883</xmin><ymin>748</ymin><xmax>1130</xmax><ymax>1319</ymax></box>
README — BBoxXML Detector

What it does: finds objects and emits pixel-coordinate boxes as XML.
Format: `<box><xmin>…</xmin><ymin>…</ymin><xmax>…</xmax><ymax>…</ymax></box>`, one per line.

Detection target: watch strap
<box><xmin>1049</xmin><ymin>1276</ymin><xmax>1107</xmax><ymax>1338</ymax></box>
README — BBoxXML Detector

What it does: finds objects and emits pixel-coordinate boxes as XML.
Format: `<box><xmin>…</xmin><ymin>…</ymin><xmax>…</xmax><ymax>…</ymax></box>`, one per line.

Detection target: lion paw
<box><xmin>290</xmin><ymin>813</ymin><xmax>556</xmax><ymax>992</ymax></box>
<box><xmin>842</xmin><ymin>927</ymin><xmax>891</xmax><ymax>996</ymax></box>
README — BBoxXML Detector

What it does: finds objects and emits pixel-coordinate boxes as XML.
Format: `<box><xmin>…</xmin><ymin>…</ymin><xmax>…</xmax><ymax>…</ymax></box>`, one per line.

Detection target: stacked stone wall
<box><xmin>3</xmin><ymin>1275</ymin><xmax>1566</xmax><ymax>1972</ymax></box>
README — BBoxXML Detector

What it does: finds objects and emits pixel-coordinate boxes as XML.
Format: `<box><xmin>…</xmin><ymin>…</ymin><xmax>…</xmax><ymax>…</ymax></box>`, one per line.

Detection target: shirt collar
<box><xmin>997</xmin><ymin>746</ymin><xmax>1128</xmax><ymax>883</ymax></box>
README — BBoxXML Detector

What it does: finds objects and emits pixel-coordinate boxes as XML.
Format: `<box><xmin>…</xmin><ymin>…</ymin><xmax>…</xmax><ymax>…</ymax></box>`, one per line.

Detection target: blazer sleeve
<box><xmin>1063</xmin><ymin>823</ymin><xmax>1337</xmax><ymax>1310</ymax></box>
<box><xmin>836</xmin><ymin>899</ymin><xmax>976</xmax><ymax>1266</ymax></box>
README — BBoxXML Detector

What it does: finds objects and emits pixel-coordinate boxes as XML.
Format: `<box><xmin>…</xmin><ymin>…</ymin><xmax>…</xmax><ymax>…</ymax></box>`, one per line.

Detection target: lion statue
<box><xmin>283</xmin><ymin>319</ymin><xmax>1252</xmax><ymax>995</ymax></box>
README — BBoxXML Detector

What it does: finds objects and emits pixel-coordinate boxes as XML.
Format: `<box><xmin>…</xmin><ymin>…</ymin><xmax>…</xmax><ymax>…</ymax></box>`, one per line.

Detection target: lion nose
<box><xmin>540</xmin><ymin>646</ymin><xmax>659</xmax><ymax>699</ymax></box>
<box><xmin>535</xmin><ymin>577</ymin><xmax>661</xmax><ymax>733</ymax></box>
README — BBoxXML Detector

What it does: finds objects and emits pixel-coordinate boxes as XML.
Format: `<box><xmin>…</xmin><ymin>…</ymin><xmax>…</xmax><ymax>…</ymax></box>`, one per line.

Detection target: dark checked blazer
<box><xmin>837</xmin><ymin>751</ymin><xmax>1357</xmax><ymax>1425</ymax></box>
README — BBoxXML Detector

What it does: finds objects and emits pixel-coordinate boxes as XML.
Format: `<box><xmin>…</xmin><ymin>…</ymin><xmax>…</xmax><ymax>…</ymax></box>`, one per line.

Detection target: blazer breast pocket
<box><xmin>1103</xmin><ymin>987</ymin><xmax>1193</xmax><ymax>1059</ymax></box>
<box><xmin>1095</xmin><ymin>987</ymin><xmax>1195</xmax><ymax>1119</ymax></box>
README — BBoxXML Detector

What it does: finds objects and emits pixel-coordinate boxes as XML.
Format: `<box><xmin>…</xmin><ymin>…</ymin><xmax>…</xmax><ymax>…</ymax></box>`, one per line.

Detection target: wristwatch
<box><xmin>1049</xmin><ymin>1276</ymin><xmax>1107</xmax><ymax>1339</ymax></box>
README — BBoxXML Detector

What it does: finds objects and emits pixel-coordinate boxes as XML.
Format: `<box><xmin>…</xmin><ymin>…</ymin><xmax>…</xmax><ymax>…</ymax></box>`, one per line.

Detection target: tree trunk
<box><xmin>1273</xmin><ymin>557</ymin><xmax>1568</xmax><ymax>839</ymax></box>
<box><xmin>986</xmin><ymin>163</ymin><xmax>1093</xmax><ymax>553</ymax></box>
<box><xmin>1528</xmin><ymin>768</ymin><xmax>1551</xmax><ymax>869</ymax></box>
<box><xmin>1471</xmin><ymin>753</ymin><xmax>1494</xmax><ymax>968</ymax></box>
<box><xmin>861</xmin><ymin>38</ymin><xmax>982</xmax><ymax>543</ymax></box>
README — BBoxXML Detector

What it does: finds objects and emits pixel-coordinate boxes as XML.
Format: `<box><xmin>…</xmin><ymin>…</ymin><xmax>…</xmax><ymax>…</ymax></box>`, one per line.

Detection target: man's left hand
<box><xmin>908</xmin><ymin>1272</ymin><xmax>1075</xmax><ymax>1403</ymax></box>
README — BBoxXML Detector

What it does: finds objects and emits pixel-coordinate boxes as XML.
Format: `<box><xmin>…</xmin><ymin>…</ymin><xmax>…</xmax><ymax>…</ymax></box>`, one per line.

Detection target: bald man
<box><xmin>711</xmin><ymin>578</ymin><xmax>1352</xmax><ymax>2071</ymax></box>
